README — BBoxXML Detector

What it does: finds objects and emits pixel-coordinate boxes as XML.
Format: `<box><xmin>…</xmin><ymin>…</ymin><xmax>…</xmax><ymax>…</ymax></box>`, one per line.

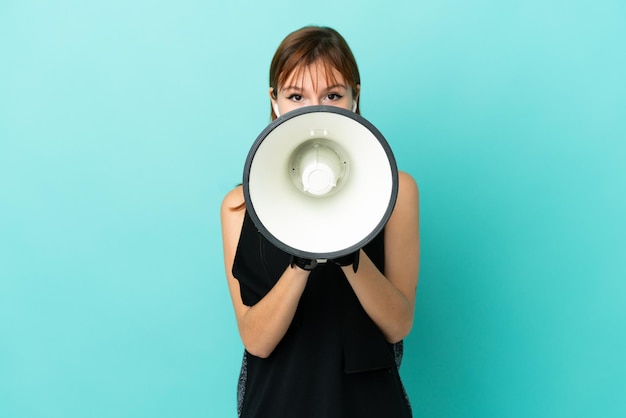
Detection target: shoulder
<box><xmin>221</xmin><ymin>185</ymin><xmax>246</xmax><ymax>252</ymax></box>
<box><xmin>221</xmin><ymin>185</ymin><xmax>245</xmax><ymax>214</ymax></box>
<box><xmin>387</xmin><ymin>171</ymin><xmax>419</xmax><ymax>228</ymax></box>
<box><xmin>220</xmin><ymin>185</ymin><xmax>246</xmax><ymax>234</ymax></box>
<box><xmin>397</xmin><ymin>171</ymin><xmax>419</xmax><ymax>204</ymax></box>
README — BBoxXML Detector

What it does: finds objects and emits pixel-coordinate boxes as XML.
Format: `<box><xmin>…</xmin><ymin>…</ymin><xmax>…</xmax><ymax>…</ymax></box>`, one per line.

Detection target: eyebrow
<box><xmin>281</xmin><ymin>84</ymin><xmax>348</xmax><ymax>92</ymax></box>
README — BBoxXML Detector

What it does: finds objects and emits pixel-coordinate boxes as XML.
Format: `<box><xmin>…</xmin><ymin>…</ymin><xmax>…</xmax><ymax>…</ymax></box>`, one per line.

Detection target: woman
<box><xmin>221</xmin><ymin>26</ymin><xmax>420</xmax><ymax>417</ymax></box>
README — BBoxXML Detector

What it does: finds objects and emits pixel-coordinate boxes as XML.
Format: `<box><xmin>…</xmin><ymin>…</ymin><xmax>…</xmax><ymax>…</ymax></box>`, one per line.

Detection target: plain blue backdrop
<box><xmin>1</xmin><ymin>1</ymin><xmax>624</xmax><ymax>417</ymax></box>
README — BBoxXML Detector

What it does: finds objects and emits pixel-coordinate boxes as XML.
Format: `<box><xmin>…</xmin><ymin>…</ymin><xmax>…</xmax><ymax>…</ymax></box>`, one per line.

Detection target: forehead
<box><xmin>279</xmin><ymin>61</ymin><xmax>345</xmax><ymax>90</ymax></box>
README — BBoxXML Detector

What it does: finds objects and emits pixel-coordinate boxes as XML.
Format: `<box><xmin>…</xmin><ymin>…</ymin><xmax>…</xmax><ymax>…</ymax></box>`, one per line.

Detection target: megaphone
<box><xmin>243</xmin><ymin>105</ymin><xmax>398</xmax><ymax>261</ymax></box>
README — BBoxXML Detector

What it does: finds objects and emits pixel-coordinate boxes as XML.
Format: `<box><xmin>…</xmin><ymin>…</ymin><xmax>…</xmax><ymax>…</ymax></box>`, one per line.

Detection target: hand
<box><xmin>331</xmin><ymin>250</ymin><xmax>360</xmax><ymax>273</ymax></box>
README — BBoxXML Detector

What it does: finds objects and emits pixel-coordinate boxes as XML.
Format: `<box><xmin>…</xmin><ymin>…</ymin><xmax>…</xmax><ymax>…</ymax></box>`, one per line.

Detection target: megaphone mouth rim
<box><xmin>242</xmin><ymin>105</ymin><xmax>399</xmax><ymax>260</ymax></box>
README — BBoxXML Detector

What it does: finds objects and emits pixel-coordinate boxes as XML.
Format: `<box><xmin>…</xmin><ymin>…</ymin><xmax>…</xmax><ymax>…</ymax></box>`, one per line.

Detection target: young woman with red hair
<box><xmin>221</xmin><ymin>26</ymin><xmax>420</xmax><ymax>417</ymax></box>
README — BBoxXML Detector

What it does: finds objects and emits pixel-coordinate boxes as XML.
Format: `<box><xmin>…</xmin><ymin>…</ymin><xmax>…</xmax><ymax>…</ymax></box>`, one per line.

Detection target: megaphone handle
<box><xmin>332</xmin><ymin>250</ymin><xmax>360</xmax><ymax>273</ymax></box>
<box><xmin>289</xmin><ymin>255</ymin><xmax>318</xmax><ymax>271</ymax></box>
<box><xmin>290</xmin><ymin>253</ymin><xmax>359</xmax><ymax>273</ymax></box>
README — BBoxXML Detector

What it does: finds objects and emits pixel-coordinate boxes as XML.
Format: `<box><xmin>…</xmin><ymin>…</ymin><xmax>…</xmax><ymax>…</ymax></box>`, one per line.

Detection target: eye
<box><xmin>326</xmin><ymin>93</ymin><xmax>343</xmax><ymax>101</ymax></box>
<box><xmin>288</xmin><ymin>94</ymin><xmax>303</xmax><ymax>102</ymax></box>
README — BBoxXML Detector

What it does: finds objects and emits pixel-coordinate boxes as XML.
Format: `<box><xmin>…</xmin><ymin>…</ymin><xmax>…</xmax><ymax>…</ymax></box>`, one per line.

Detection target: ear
<box><xmin>353</xmin><ymin>84</ymin><xmax>361</xmax><ymax>112</ymax></box>
<box><xmin>269</xmin><ymin>87</ymin><xmax>279</xmax><ymax>117</ymax></box>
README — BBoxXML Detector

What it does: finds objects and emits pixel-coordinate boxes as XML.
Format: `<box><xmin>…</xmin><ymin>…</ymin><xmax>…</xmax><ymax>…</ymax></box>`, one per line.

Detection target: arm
<box><xmin>341</xmin><ymin>171</ymin><xmax>420</xmax><ymax>343</ymax></box>
<box><xmin>221</xmin><ymin>186</ymin><xmax>311</xmax><ymax>358</ymax></box>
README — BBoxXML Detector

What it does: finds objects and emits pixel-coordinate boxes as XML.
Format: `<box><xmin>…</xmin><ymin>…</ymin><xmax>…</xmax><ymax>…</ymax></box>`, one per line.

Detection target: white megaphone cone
<box><xmin>242</xmin><ymin>105</ymin><xmax>398</xmax><ymax>260</ymax></box>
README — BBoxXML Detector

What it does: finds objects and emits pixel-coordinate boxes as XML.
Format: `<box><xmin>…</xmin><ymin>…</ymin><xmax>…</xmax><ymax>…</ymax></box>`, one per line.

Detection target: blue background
<box><xmin>1</xmin><ymin>1</ymin><xmax>624</xmax><ymax>417</ymax></box>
